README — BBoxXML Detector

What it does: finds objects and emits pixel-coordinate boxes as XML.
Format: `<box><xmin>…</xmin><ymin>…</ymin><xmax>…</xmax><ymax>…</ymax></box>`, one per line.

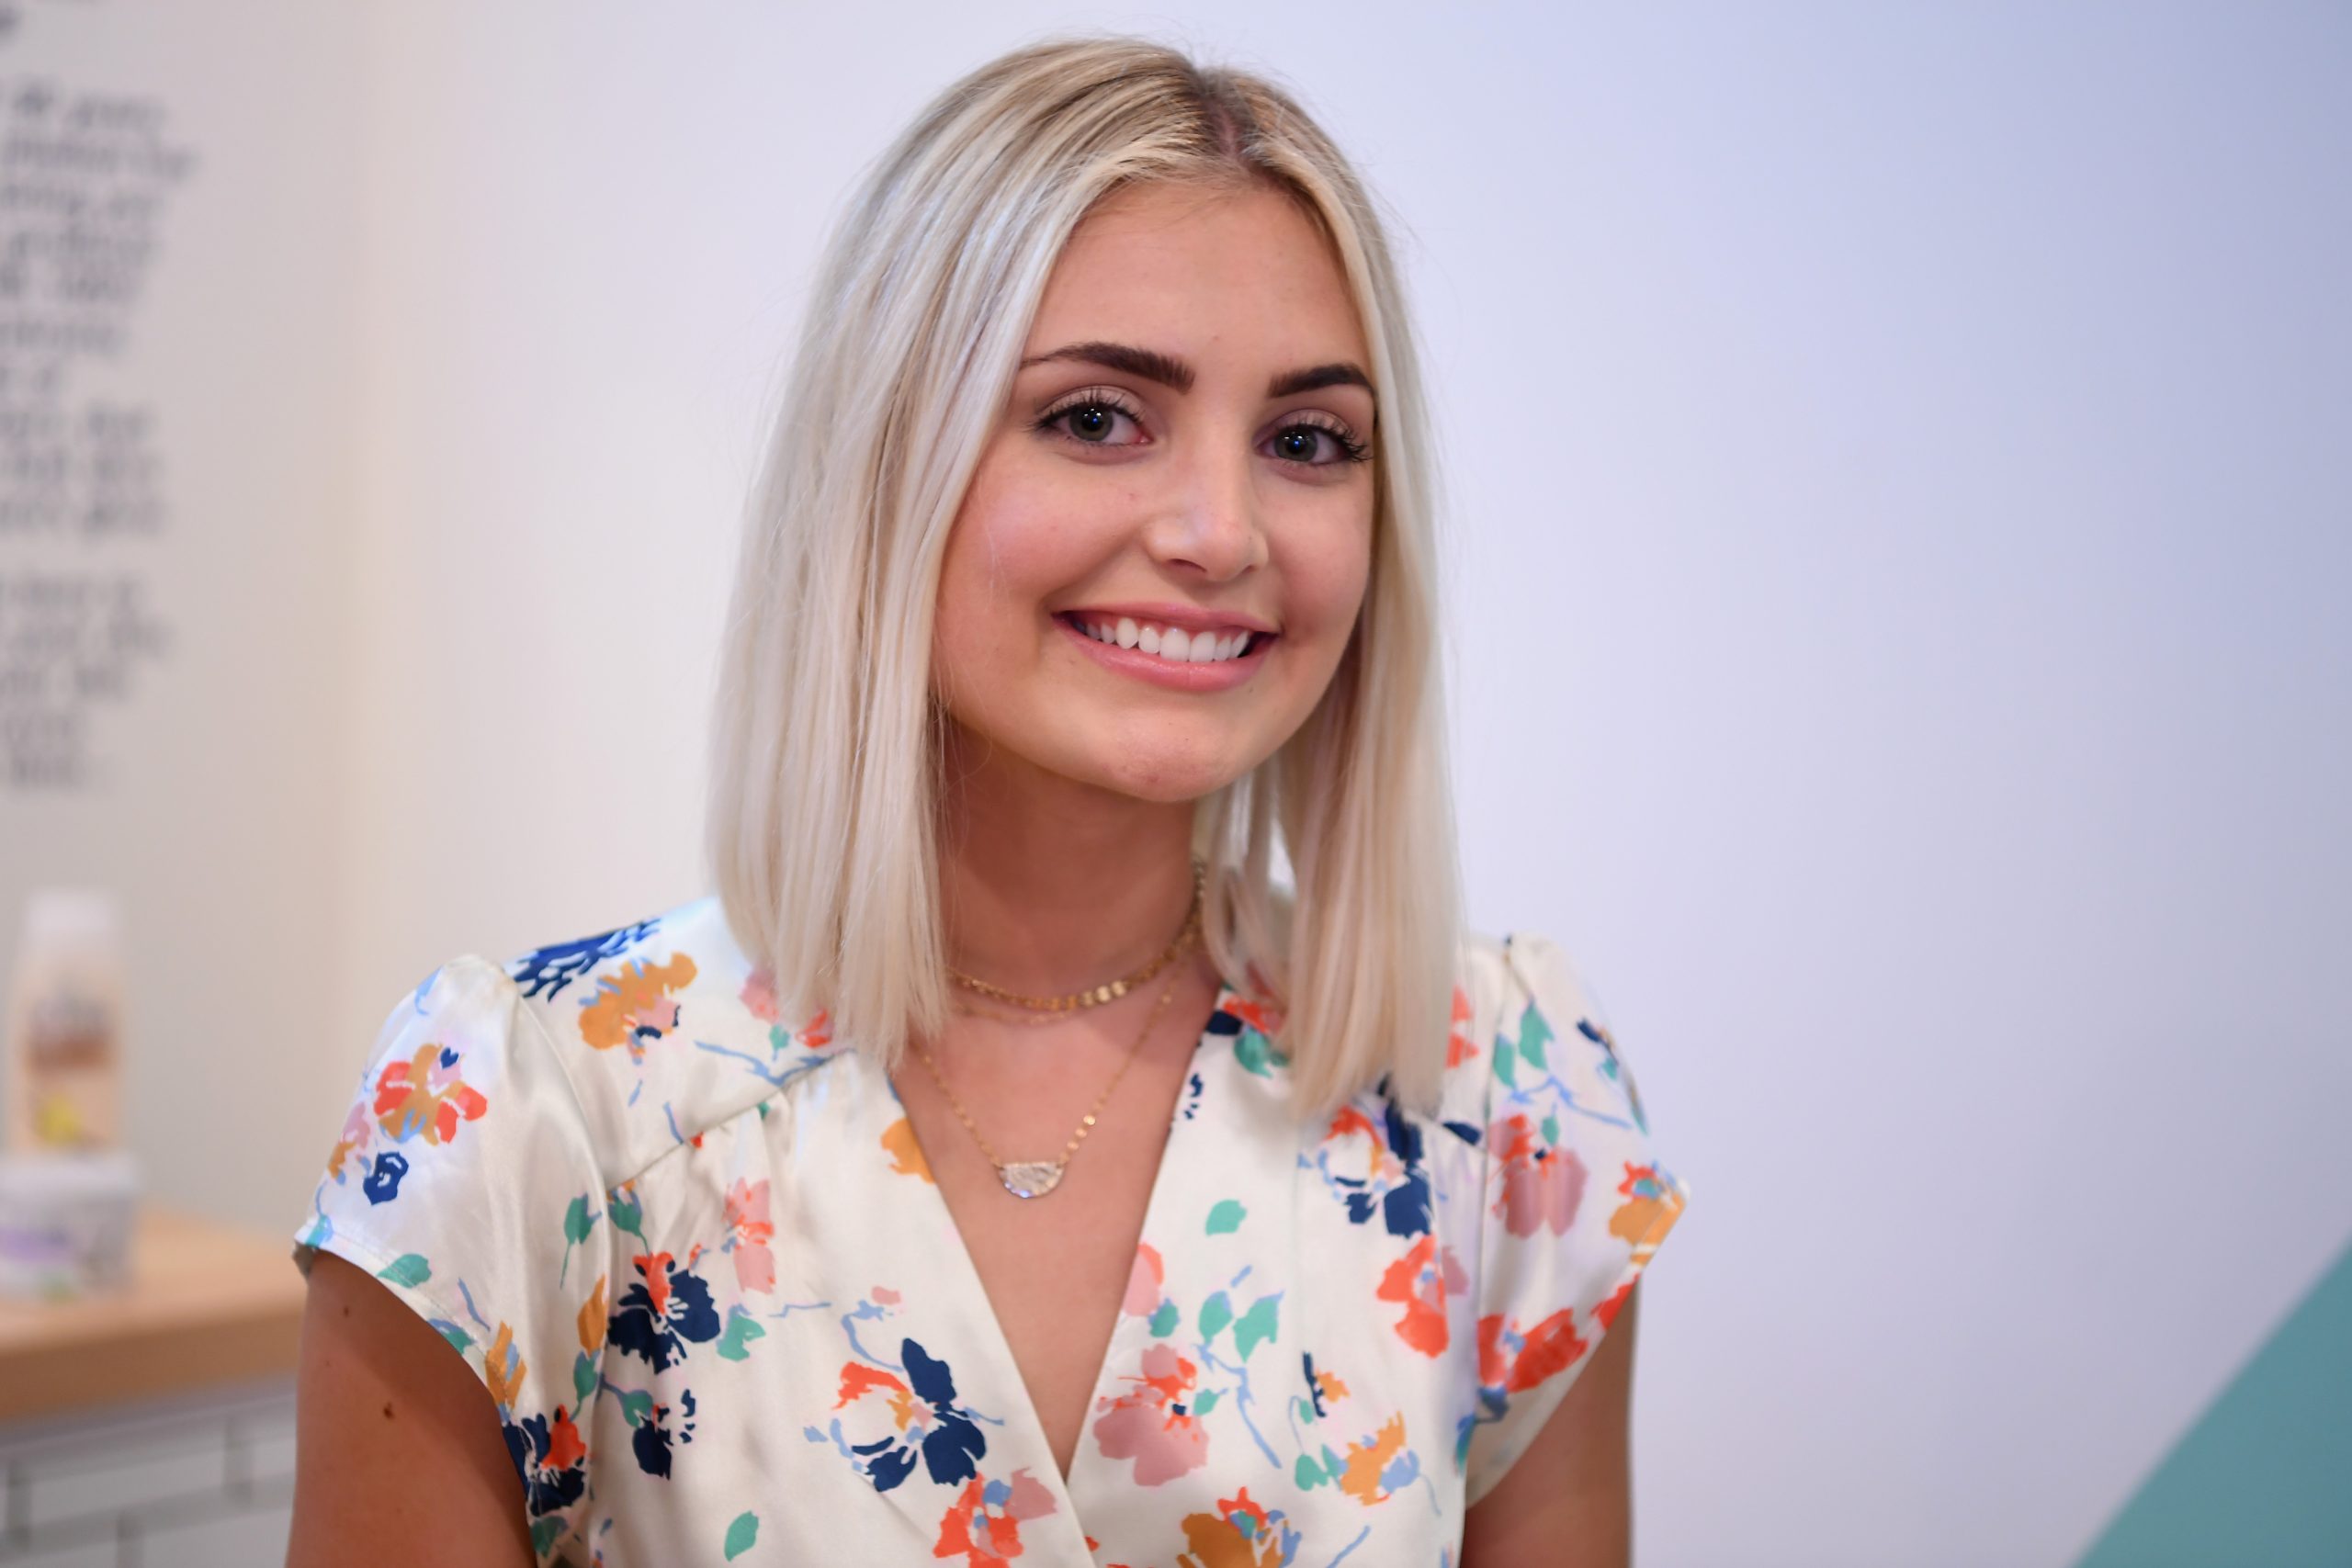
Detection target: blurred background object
<box><xmin>0</xmin><ymin>2</ymin><xmax>2346</xmax><ymax>1566</ymax></box>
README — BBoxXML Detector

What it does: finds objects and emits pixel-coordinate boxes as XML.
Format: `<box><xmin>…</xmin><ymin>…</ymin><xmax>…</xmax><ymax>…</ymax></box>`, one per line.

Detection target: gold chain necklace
<box><xmin>913</xmin><ymin>946</ymin><xmax>1191</xmax><ymax>1199</ymax></box>
<box><xmin>947</xmin><ymin>859</ymin><xmax>1204</xmax><ymax>1014</ymax></box>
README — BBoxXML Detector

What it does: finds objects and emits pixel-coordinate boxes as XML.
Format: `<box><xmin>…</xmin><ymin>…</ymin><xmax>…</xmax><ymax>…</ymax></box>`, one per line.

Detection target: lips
<box><xmin>1053</xmin><ymin>612</ymin><xmax>1273</xmax><ymax>692</ymax></box>
<box><xmin>1061</xmin><ymin>612</ymin><xmax>1265</xmax><ymax>664</ymax></box>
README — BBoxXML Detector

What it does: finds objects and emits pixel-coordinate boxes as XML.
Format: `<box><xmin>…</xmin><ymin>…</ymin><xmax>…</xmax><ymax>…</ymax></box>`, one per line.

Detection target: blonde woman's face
<box><xmin>932</xmin><ymin>180</ymin><xmax>1377</xmax><ymax>805</ymax></box>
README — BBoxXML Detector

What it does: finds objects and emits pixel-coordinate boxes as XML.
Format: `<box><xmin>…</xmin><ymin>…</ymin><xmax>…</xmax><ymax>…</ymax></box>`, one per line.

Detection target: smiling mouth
<box><xmin>1056</xmin><ymin>612</ymin><xmax>1276</xmax><ymax>667</ymax></box>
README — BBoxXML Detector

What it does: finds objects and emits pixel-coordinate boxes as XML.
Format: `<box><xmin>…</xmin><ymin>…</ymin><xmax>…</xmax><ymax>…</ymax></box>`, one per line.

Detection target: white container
<box><xmin>3</xmin><ymin>888</ymin><xmax>127</xmax><ymax>1152</ymax></box>
<box><xmin>0</xmin><ymin>1150</ymin><xmax>142</xmax><ymax>1301</ymax></box>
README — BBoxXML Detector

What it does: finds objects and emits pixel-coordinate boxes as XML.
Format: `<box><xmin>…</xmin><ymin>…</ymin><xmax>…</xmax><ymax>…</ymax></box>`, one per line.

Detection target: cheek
<box><xmin>931</xmin><ymin>446</ymin><xmax>1101</xmax><ymax>668</ymax></box>
<box><xmin>1276</xmin><ymin>500</ymin><xmax>1376</xmax><ymax>643</ymax></box>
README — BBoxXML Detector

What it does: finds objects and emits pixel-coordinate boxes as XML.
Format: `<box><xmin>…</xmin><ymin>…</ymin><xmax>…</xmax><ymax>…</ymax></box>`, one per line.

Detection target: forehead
<box><xmin>1025</xmin><ymin>180</ymin><xmax>1369</xmax><ymax>367</ymax></box>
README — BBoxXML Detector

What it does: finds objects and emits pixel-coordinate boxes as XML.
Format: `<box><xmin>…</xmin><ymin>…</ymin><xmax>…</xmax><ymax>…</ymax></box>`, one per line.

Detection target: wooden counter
<box><xmin>0</xmin><ymin>1206</ymin><xmax>307</xmax><ymax>1423</ymax></box>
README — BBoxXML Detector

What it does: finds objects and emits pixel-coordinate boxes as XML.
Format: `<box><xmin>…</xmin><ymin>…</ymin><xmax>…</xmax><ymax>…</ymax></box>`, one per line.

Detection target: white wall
<box><xmin>0</xmin><ymin>0</ymin><xmax>365</xmax><ymax>1236</ymax></box>
<box><xmin>5</xmin><ymin>5</ymin><xmax>2346</xmax><ymax>1566</ymax></box>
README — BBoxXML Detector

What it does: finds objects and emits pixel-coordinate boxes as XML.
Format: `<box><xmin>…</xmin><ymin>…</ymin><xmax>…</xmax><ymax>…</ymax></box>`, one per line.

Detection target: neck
<box><xmin>934</xmin><ymin>720</ymin><xmax>1202</xmax><ymax>995</ymax></box>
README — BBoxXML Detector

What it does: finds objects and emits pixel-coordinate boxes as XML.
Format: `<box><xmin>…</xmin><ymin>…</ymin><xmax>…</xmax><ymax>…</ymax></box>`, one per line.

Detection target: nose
<box><xmin>1143</xmin><ymin>437</ymin><xmax>1268</xmax><ymax>581</ymax></box>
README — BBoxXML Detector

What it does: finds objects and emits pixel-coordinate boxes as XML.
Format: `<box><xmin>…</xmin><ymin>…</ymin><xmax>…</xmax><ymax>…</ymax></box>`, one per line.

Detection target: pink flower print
<box><xmin>1123</xmin><ymin>1244</ymin><xmax>1166</xmax><ymax>1317</ymax></box>
<box><xmin>1488</xmin><ymin>1113</ymin><xmax>1587</xmax><ymax>1237</ymax></box>
<box><xmin>325</xmin><ymin>1099</ymin><xmax>376</xmax><ymax>1181</ymax></box>
<box><xmin>741</xmin><ymin>964</ymin><xmax>780</xmax><ymax>1022</ymax></box>
<box><xmin>1093</xmin><ymin>1342</ymin><xmax>1209</xmax><ymax>1485</ymax></box>
<box><xmin>724</xmin><ymin>1178</ymin><xmax>775</xmax><ymax>1294</ymax></box>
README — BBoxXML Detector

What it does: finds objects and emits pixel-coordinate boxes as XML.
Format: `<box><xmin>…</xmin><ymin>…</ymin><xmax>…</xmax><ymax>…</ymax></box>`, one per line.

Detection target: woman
<box><xmin>285</xmin><ymin>35</ymin><xmax>1690</xmax><ymax>1568</ymax></box>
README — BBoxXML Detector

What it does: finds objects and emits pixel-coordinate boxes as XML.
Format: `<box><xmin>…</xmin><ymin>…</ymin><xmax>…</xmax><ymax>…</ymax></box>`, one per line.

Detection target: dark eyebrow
<box><xmin>1267</xmin><ymin>362</ymin><xmax>1374</xmax><ymax>400</ymax></box>
<box><xmin>1019</xmin><ymin>341</ymin><xmax>1194</xmax><ymax>393</ymax></box>
<box><xmin>1018</xmin><ymin>342</ymin><xmax>1377</xmax><ymax>404</ymax></box>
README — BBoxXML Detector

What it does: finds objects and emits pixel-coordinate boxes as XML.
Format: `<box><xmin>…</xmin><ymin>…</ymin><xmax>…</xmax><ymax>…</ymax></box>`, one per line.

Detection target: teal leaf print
<box><xmin>1205</xmin><ymin>1200</ymin><xmax>1247</xmax><ymax>1235</ymax></box>
<box><xmin>1233</xmin><ymin>1029</ymin><xmax>1285</xmax><ymax>1077</ymax></box>
<box><xmin>1295</xmin><ymin>1452</ymin><xmax>1327</xmax><ymax>1488</ymax></box>
<box><xmin>1491</xmin><ymin>1033</ymin><xmax>1518</xmax><ymax>1087</ymax></box>
<box><xmin>1541</xmin><ymin>1113</ymin><xmax>1561</xmax><ymax>1147</ymax></box>
<box><xmin>1199</xmin><ymin>1292</ymin><xmax>1234</xmax><ymax>1339</ymax></box>
<box><xmin>435</xmin><ymin>1324</ymin><xmax>474</xmax><ymax>1355</ymax></box>
<box><xmin>531</xmin><ymin>1517</ymin><xmax>566</xmax><ymax>1557</ymax></box>
<box><xmin>616</xmin><ymin>1388</ymin><xmax>655</xmax><ymax>1427</ymax></box>
<box><xmin>572</xmin><ymin>1350</ymin><xmax>597</xmax><ymax>1407</ymax></box>
<box><xmin>1518</xmin><ymin>998</ymin><xmax>1554</xmax><ymax>1070</ymax></box>
<box><xmin>610</xmin><ymin>1190</ymin><xmax>645</xmax><ymax>1239</ymax></box>
<box><xmin>724</xmin><ymin>1511</ymin><xmax>760</xmax><ymax>1560</ymax></box>
<box><xmin>717</xmin><ymin>1305</ymin><xmax>767</xmax><ymax>1362</ymax></box>
<box><xmin>376</xmin><ymin>1253</ymin><xmax>431</xmax><ymax>1289</ymax></box>
<box><xmin>560</xmin><ymin>1195</ymin><xmax>597</xmax><ymax>1286</ymax></box>
<box><xmin>1192</xmin><ymin>1387</ymin><xmax>1222</xmax><ymax>1416</ymax></box>
<box><xmin>1234</xmin><ymin>1294</ymin><xmax>1282</xmax><ymax>1360</ymax></box>
<box><xmin>1148</xmin><ymin>1299</ymin><xmax>1180</xmax><ymax>1337</ymax></box>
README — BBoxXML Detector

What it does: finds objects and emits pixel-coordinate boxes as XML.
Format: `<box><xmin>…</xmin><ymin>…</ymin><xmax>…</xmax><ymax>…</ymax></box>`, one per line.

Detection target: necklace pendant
<box><xmin>997</xmin><ymin>1159</ymin><xmax>1066</xmax><ymax>1199</ymax></box>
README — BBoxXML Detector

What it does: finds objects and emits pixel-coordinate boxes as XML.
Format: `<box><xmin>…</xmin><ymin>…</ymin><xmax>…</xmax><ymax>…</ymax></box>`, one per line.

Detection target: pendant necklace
<box><xmin>913</xmin><ymin>962</ymin><xmax>1185</xmax><ymax>1198</ymax></box>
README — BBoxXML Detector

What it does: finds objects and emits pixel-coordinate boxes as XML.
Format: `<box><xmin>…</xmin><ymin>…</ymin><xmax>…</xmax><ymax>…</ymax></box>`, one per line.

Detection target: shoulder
<box><xmin>476</xmin><ymin>892</ymin><xmax>847</xmax><ymax>1187</ymax></box>
<box><xmin>1430</xmin><ymin>928</ymin><xmax>1602</xmax><ymax>1128</ymax></box>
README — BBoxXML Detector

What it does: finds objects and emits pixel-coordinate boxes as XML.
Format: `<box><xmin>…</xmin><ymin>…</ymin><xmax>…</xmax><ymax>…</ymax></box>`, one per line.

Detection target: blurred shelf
<box><xmin>0</xmin><ymin>1206</ymin><xmax>305</xmax><ymax>1423</ymax></box>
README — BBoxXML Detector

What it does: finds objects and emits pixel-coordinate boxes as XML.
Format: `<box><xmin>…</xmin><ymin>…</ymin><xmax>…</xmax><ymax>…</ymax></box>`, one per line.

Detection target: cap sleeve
<box><xmin>290</xmin><ymin>954</ymin><xmax>609</xmax><ymax>1562</ymax></box>
<box><xmin>1461</xmin><ymin>931</ymin><xmax>1692</xmax><ymax>1507</ymax></box>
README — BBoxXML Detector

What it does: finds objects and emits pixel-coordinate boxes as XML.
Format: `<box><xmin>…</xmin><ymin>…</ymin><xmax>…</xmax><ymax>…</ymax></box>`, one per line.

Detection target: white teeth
<box><xmin>1074</xmin><ymin>616</ymin><xmax>1262</xmax><ymax>665</ymax></box>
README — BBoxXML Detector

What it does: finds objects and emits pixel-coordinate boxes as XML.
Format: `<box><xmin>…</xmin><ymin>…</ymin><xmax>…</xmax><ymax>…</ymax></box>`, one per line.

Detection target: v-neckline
<box><xmin>882</xmin><ymin>976</ymin><xmax>1237</xmax><ymax>1556</ymax></box>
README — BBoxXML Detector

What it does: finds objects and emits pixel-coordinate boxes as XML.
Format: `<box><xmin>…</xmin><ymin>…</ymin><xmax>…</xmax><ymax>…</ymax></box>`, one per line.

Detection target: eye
<box><xmin>1034</xmin><ymin>389</ymin><xmax>1148</xmax><ymax>450</ymax></box>
<box><xmin>1263</xmin><ymin>418</ymin><xmax>1372</xmax><ymax>468</ymax></box>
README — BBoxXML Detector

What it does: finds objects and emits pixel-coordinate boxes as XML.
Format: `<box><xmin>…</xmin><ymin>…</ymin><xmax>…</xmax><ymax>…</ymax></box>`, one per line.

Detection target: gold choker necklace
<box><xmin>946</xmin><ymin>858</ymin><xmax>1204</xmax><ymax>1015</ymax></box>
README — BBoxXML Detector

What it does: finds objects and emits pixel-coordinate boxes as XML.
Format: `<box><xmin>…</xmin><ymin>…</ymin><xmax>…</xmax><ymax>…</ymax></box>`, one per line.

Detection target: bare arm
<box><xmin>1459</xmin><ymin>1281</ymin><xmax>1641</xmax><ymax>1568</ymax></box>
<box><xmin>285</xmin><ymin>1250</ymin><xmax>538</xmax><ymax>1568</ymax></box>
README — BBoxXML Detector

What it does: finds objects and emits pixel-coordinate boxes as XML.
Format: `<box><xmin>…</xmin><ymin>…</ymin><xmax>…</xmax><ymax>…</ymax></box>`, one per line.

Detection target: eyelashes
<box><xmin>1030</xmin><ymin>386</ymin><xmax>1373</xmax><ymax>468</ymax></box>
<box><xmin>1032</xmin><ymin>387</ymin><xmax>1148</xmax><ymax>448</ymax></box>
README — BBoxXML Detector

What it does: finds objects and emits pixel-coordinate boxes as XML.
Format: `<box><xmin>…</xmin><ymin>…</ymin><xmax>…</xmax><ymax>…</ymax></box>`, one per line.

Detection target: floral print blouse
<box><xmin>289</xmin><ymin>893</ymin><xmax>1690</xmax><ymax>1567</ymax></box>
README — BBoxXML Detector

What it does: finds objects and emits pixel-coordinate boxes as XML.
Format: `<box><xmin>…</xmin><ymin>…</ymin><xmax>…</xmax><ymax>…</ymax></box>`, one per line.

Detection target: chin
<box><xmin>1080</xmin><ymin>743</ymin><xmax>1256</xmax><ymax>805</ymax></box>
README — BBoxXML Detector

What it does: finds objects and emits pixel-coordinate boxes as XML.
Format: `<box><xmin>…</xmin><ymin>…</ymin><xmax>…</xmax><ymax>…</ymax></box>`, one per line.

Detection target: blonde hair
<box><xmin>706</xmin><ymin>34</ymin><xmax>1463</xmax><ymax>1113</ymax></box>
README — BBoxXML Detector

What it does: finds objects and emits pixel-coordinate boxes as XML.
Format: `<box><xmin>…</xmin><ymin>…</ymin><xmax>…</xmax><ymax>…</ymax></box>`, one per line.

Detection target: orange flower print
<box><xmin>1175</xmin><ymin>1486</ymin><xmax>1301</xmax><ymax>1568</ymax></box>
<box><xmin>1593</xmin><ymin>1273</ymin><xmax>1639</xmax><ymax>1334</ymax></box>
<box><xmin>724</xmin><ymin>1178</ymin><xmax>776</xmax><ymax>1293</ymax></box>
<box><xmin>372</xmin><ymin>1043</ymin><xmax>489</xmax><ymax>1147</ymax></box>
<box><xmin>579</xmin><ymin>953</ymin><xmax>698</xmax><ymax>1062</ymax></box>
<box><xmin>1444</xmin><ymin>984</ymin><xmax>1477</xmax><ymax>1067</ymax></box>
<box><xmin>1610</xmin><ymin>1160</ymin><xmax>1685</xmax><ymax>1263</ymax></box>
<box><xmin>1337</xmin><ymin>1412</ymin><xmax>1415</xmax><ymax>1505</ymax></box>
<box><xmin>882</xmin><ymin>1117</ymin><xmax>934</xmax><ymax>1182</ymax></box>
<box><xmin>1487</xmin><ymin>1113</ymin><xmax>1587</xmax><ymax>1238</ymax></box>
<box><xmin>577</xmin><ymin>1274</ymin><xmax>608</xmax><ymax>1354</ymax></box>
<box><xmin>1225</xmin><ymin>995</ymin><xmax>1283</xmax><ymax>1038</ymax></box>
<box><xmin>1374</xmin><ymin>1235</ymin><xmax>1465</xmax><ymax>1357</ymax></box>
<box><xmin>932</xmin><ymin>1470</ymin><xmax>1056</xmax><ymax>1566</ymax></box>
<box><xmin>1476</xmin><ymin>1307</ymin><xmax>1589</xmax><ymax>1395</ymax></box>
<box><xmin>1094</xmin><ymin>1343</ymin><xmax>1209</xmax><ymax>1485</ymax></box>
